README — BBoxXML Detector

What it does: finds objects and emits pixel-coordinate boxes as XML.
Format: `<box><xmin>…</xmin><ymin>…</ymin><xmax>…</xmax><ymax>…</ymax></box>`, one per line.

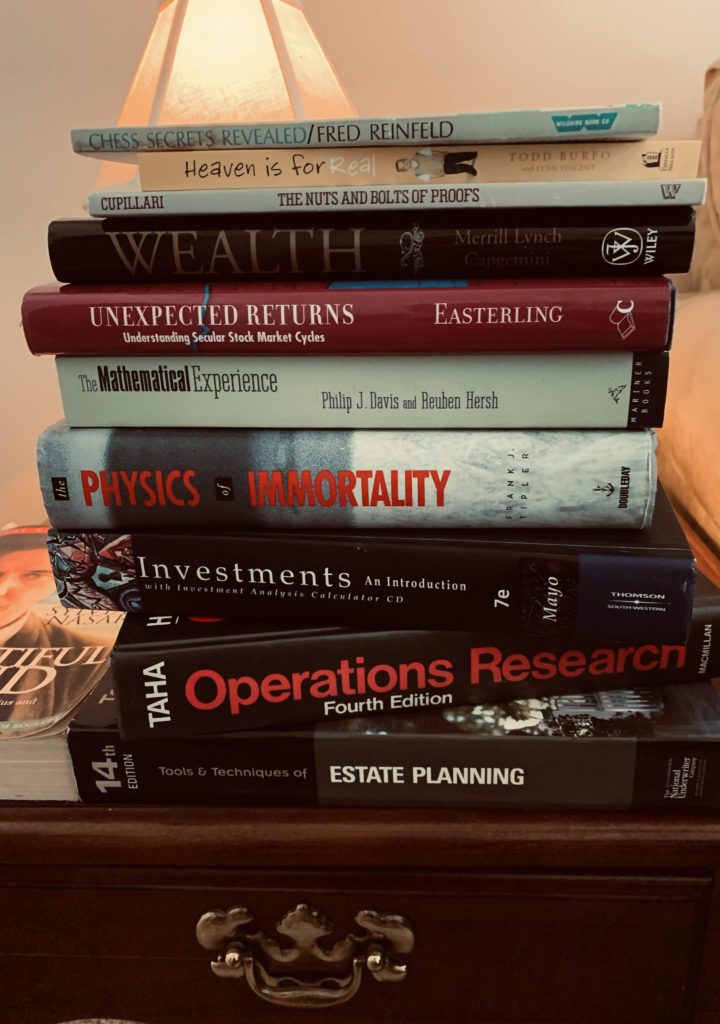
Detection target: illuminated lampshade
<box><xmin>97</xmin><ymin>0</ymin><xmax>355</xmax><ymax>187</ymax></box>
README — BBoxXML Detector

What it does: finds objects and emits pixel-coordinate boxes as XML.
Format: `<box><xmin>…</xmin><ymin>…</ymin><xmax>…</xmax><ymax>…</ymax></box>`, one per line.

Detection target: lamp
<box><xmin>97</xmin><ymin>0</ymin><xmax>355</xmax><ymax>187</ymax></box>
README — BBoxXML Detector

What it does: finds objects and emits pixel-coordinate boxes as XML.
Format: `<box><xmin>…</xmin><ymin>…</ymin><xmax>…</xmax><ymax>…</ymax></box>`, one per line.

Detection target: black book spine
<box><xmin>47</xmin><ymin>528</ymin><xmax>695</xmax><ymax>644</ymax></box>
<box><xmin>48</xmin><ymin>209</ymin><xmax>696</xmax><ymax>284</ymax></box>
<box><xmin>626</xmin><ymin>352</ymin><xmax>669</xmax><ymax>428</ymax></box>
<box><xmin>68</xmin><ymin>709</ymin><xmax>720</xmax><ymax>811</ymax></box>
<box><xmin>68</xmin><ymin>726</ymin><xmax>316</xmax><ymax>806</ymax></box>
<box><xmin>111</xmin><ymin>591</ymin><xmax>720</xmax><ymax>739</ymax></box>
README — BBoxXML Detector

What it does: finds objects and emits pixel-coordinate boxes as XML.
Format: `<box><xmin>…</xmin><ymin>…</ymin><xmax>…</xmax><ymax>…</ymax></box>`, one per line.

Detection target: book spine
<box><xmin>46</xmin><ymin>528</ymin><xmax>695</xmax><ymax>643</ymax></box>
<box><xmin>110</xmin><ymin>598</ymin><xmax>720</xmax><ymax>739</ymax></box>
<box><xmin>55</xmin><ymin>352</ymin><xmax>669</xmax><ymax>429</ymax></box>
<box><xmin>37</xmin><ymin>426</ymin><xmax>657</xmax><ymax>531</ymax></box>
<box><xmin>313</xmin><ymin>725</ymin><xmax>720</xmax><ymax>811</ymax></box>
<box><xmin>22</xmin><ymin>279</ymin><xmax>674</xmax><ymax>356</ymax></box>
<box><xmin>69</xmin><ymin>726</ymin><xmax>317</xmax><ymax>805</ymax></box>
<box><xmin>70</xmin><ymin>105</ymin><xmax>662</xmax><ymax>154</ymax></box>
<box><xmin>137</xmin><ymin>142</ymin><xmax>699</xmax><ymax>192</ymax></box>
<box><xmin>67</xmin><ymin>713</ymin><xmax>720</xmax><ymax>811</ymax></box>
<box><xmin>47</xmin><ymin>212</ymin><xmax>696</xmax><ymax>285</ymax></box>
<box><xmin>88</xmin><ymin>179</ymin><xmax>707</xmax><ymax>217</ymax></box>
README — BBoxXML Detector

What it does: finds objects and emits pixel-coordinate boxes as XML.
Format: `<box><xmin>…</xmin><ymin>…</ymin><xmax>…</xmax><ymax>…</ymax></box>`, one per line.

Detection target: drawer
<box><xmin>0</xmin><ymin>867</ymin><xmax>710</xmax><ymax>1024</ymax></box>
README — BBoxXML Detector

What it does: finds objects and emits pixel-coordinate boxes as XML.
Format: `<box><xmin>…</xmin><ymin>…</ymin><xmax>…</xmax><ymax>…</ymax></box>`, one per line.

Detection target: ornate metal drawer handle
<box><xmin>196</xmin><ymin>903</ymin><xmax>415</xmax><ymax>1010</ymax></box>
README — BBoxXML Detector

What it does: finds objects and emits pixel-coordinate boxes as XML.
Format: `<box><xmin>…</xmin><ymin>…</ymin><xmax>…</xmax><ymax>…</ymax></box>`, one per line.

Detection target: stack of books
<box><xmin>17</xmin><ymin>102</ymin><xmax>720</xmax><ymax>810</ymax></box>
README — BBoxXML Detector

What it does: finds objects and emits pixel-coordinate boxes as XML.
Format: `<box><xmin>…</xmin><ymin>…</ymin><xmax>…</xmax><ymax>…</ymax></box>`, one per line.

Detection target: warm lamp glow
<box><xmin>97</xmin><ymin>0</ymin><xmax>355</xmax><ymax>187</ymax></box>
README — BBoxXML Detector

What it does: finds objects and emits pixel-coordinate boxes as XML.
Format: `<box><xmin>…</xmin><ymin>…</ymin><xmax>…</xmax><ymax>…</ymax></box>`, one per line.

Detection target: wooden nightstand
<box><xmin>1</xmin><ymin>806</ymin><xmax>719</xmax><ymax>1023</ymax></box>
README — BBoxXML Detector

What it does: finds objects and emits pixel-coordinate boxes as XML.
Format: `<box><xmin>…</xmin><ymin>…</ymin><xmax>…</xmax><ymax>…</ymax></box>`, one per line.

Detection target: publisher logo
<box><xmin>642</xmin><ymin>151</ymin><xmax>661</xmax><ymax>168</ymax></box>
<box><xmin>51</xmin><ymin>477</ymin><xmax>70</xmax><ymax>501</ymax></box>
<box><xmin>601</xmin><ymin>228</ymin><xmax>644</xmax><ymax>266</ymax></box>
<box><xmin>608</xmin><ymin>298</ymin><xmax>636</xmax><ymax>339</ymax></box>
<box><xmin>661</xmin><ymin>183</ymin><xmax>682</xmax><ymax>199</ymax></box>
<box><xmin>608</xmin><ymin>384</ymin><xmax>627</xmax><ymax>404</ymax></box>
<box><xmin>551</xmin><ymin>112</ymin><xmax>618</xmax><ymax>134</ymax></box>
<box><xmin>593</xmin><ymin>483</ymin><xmax>615</xmax><ymax>496</ymax></box>
<box><xmin>399</xmin><ymin>224</ymin><xmax>425</xmax><ymax>273</ymax></box>
<box><xmin>618</xmin><ymin>465</ymin><xmax>631</xmax><ymax>509</ymax></box>
<box><xmin>215</xmin><ymin>477</ymin><xmax>234</xmax><ymax>501</ymax></box>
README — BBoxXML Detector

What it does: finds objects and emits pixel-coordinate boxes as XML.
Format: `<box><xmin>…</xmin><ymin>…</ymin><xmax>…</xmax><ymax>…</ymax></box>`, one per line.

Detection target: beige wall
<box><xmin>1</xmin><ymin>0</ymin><xmax>719</xmax><ymax>523</ymax></box>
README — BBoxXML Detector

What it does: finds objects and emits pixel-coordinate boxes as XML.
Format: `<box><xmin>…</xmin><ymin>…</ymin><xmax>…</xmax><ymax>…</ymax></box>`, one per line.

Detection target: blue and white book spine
<box><xmin>55</xmin><ymin>351</ymin><xmax>669</xmax><ymax>429</ymax></box>
<box><xmin>71</xmin><ymin>104</ymin><xmax>661</xmax><ymax>155</ymax></box>
<box><xmin>37</xmin><ymin>423</ymin><xmax>658</xmax><ymax>531</ymax></box>
<box><xmin>88</xmin><ymin>178</ymin><xmax>707</xmax><ymax>217</ymax></box>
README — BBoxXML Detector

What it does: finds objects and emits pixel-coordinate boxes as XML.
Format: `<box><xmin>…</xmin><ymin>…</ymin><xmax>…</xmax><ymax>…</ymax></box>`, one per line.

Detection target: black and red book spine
<box><xmin>109</xmin><ymin>573</ymin><xmax>720</xmax><ymax>739</ymax></box>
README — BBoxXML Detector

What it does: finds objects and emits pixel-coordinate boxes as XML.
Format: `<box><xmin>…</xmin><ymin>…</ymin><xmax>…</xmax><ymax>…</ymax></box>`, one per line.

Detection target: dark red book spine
<box><xmin>22</xmin><ymin>278</ymin><xmax>674</xmax><ymax>355</ymax></box>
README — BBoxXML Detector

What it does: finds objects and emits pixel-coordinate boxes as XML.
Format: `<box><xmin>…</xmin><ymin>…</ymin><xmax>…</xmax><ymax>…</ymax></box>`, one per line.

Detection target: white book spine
<box><xmin>55</xmin><ymin>352</ymin><xmax>666</xmax><ymax>429</ymax></box>
<box><xmin>88</xmin><ymin>178</ymin><xmax>707</xmax><ymax>216</ymax></box>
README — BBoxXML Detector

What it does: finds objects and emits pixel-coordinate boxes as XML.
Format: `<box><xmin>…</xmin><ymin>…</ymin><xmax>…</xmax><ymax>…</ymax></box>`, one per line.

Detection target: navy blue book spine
<box><xmin>47</xmin><ymin>525</ymin><xmax>695</xmax><ymax>644</ymax></box>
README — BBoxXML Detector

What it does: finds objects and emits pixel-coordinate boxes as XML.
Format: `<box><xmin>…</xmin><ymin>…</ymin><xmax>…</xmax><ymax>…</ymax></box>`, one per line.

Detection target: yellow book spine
<box><xmin>138</xmin><ymin>141</ymin><xmax>701</xmax><ymax>192</ymax></box>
